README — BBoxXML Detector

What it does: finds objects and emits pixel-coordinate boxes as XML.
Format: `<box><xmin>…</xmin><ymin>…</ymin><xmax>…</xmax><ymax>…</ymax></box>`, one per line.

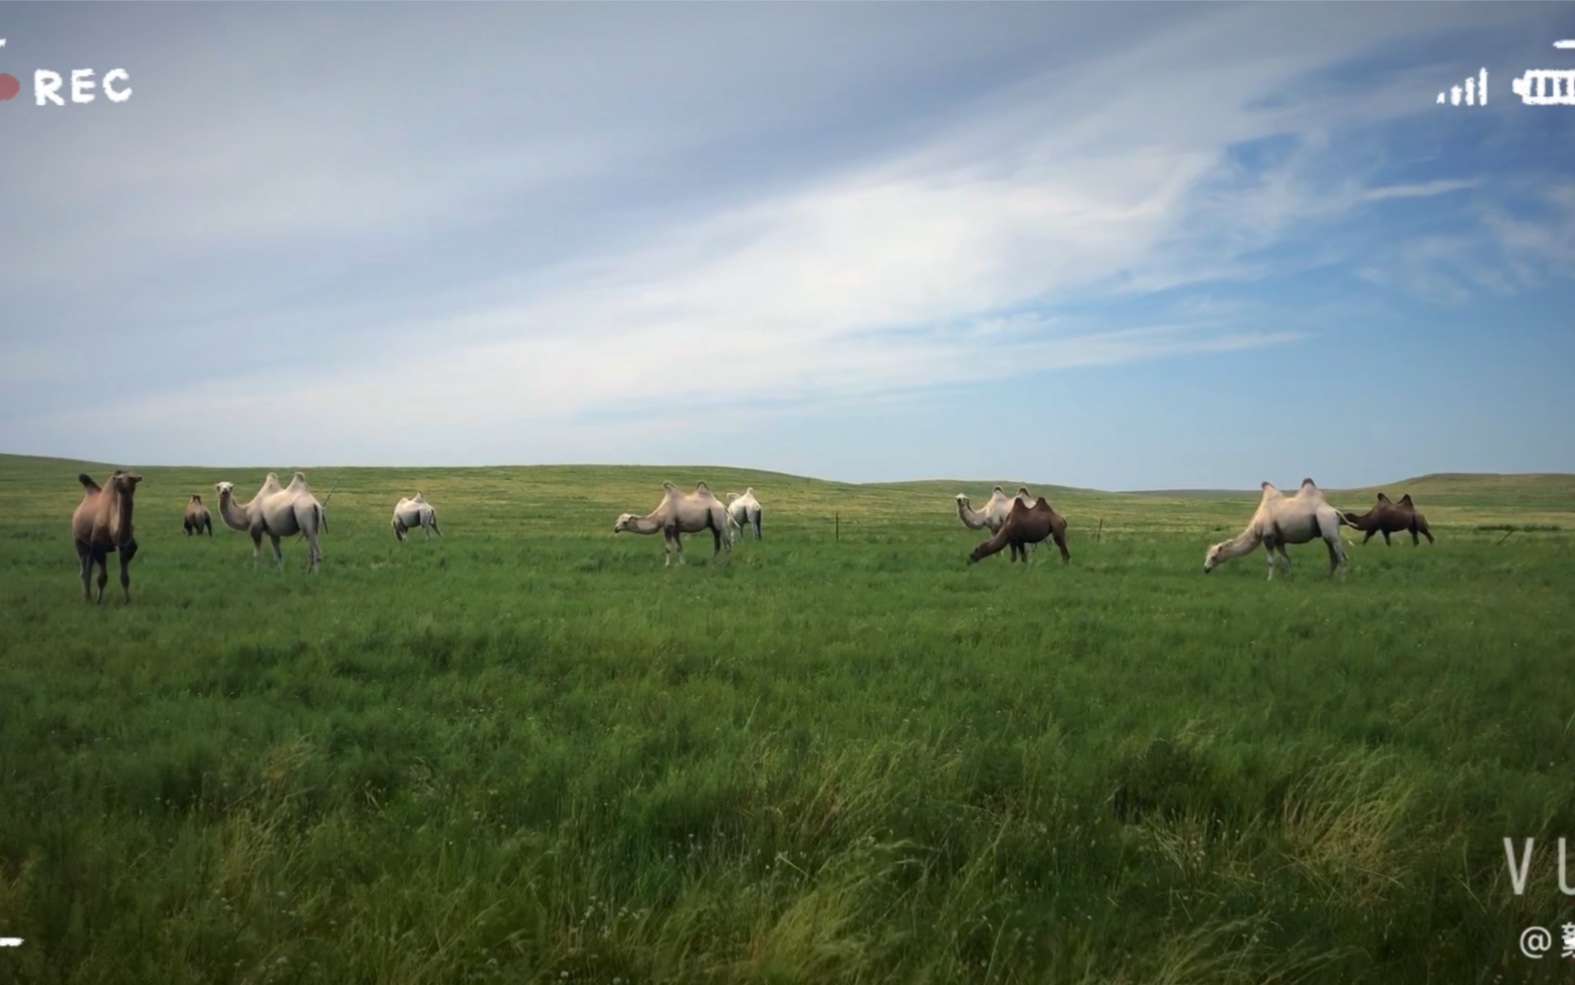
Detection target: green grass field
<box><xmin>2</xmin><ymin>451</ymin><xmax>1574</xmax><ymax>984</ymax></box>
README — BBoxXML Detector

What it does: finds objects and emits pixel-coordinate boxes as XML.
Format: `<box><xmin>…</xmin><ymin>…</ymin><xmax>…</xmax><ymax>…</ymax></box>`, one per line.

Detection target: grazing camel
<box><xmin>183</xmin><ymin>494</ymin><xmax>212</xmax><ymax>537</ymax></box>
<box><xmin>214</xmin><ymin>471</ymin><xmax>326</xmax><ymax>573</ymax></box>
<box><xmin>391</xmin><ymin>492</ymin><xmax>442</xmax><ymax>541</ymax></box>
<box><xmin>967</xmin><ymin>497</ymin><xmax>1071</xmax><ymax>565</ymax></box>
<box><xmin>1203</xmin><ymin>478</ymin><xmax>1355</xmax><ymax>580</ymax></box>
<box><xmin>1341</xmin><ymin>493</ymin><xmax>1435</xmax><ymax>546</ymax></box>
<box><xmin>614</xmin><ymin>480</ymin><xmax>733</xmax><ymax>566</ymax></box>
<box><xmin>71</xmin><ymin>470</ymin><xmax>143</xmax><ymax>604</ymax></box>
<box><xmin>956</xmin><ymin>485</ymin><xmax>1040</xmax><ymax>553</ymax></box>
<box><xmin>725</xmin><ymin>487</ymin><xmax>763</xmax><ymax>541</ymax></box>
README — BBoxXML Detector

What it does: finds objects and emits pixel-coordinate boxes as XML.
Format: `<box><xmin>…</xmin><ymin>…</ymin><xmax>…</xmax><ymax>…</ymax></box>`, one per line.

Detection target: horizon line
<box><xmin>3</xmin><ymin>450</ymin><xmax>1570</xmax><ymax>499</ymax></box>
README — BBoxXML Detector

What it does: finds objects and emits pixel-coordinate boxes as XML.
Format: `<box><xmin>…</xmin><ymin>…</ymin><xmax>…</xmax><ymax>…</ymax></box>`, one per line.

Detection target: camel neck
<box><xmin>114</xmin><ymin>485</ymin><xmax>136</xmax><ymax>543</ymax></box>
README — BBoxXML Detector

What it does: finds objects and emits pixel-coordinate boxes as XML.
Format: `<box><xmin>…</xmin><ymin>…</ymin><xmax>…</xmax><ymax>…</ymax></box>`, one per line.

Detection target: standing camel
<box><xmin>1341</xmin><ymin>493</ymin><xmax>1435</xmax><ymax>546</ymax></box>
<box><xmin>1203</xmin><ymin>478</ymin><xmax>1354</xmax><ymax>580</ymax></box>
<box><xmin>214</xmin><ymin>471</ymin><xmax>326</xmax><ymax>573</ymax></box>
<box><xmin>967</xmin><ymin>497</ymin><xmax>1070</xmax><ymax>565</ymax></box>
<box><xmin>72</xmin><ymin>470</ymin><xmax>143</xmax><ymax>604</ymax></box>
<box><xmin>956</xmin><ymin>486</ymin><xmax>1040</xmax><ymax>553</ymax></box>
<box><xmin>183</xmin><ymin>494</ymin><xmax>213</xmax><ymax>537</ymax></box>
<box><xmin>391</xmin><ymin>492</ymin><xmax>442</xmax><ymax>541</ymax></box>
<box><xmin>725</xmin><ymin>488</ymin><xmax>763</xmax><ymax>541</ymax></box>
<box><xmin>614</xmin><ymin>481</ymin><xmax>733</xmax><ymax>566</ymax></box>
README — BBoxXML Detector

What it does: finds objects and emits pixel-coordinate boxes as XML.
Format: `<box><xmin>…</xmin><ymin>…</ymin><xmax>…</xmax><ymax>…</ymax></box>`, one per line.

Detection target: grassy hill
<box><xmin>4</xmin><ymin>452</ymin><xmax>1571</xmax><ymax>534</ymax></box>
<box><xmin>2</xmin><ymin>451</ymin><xmax>1574</xmax><ymax>983</ymax></box>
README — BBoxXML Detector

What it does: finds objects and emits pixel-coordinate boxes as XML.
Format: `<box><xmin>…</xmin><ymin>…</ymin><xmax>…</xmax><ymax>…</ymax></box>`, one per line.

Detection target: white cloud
<box><xmin>4</xmin><ymin>2</ymin><xmax>1570</xmax><ymax>468</ymax></box>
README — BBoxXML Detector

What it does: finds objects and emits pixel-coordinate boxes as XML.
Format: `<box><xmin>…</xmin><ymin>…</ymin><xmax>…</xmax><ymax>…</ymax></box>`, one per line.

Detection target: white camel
<box><xmin>1203</xmin><ymin>478</ymin><xmax>1355</xmax><ymax>581</ymax></box>
<box><xmin>725</xmin><ymin>487</ymin><xmax>763</xmax><ymax>541</ymax></box>
<box><xmin>614</xmin><ymin>480</ymin><xmax>733</xmax><ymax>566</ymax></box>
<box><xmin>391</xmin><ymin>492</ymin><xmax>442</xmax><ymax>541</ymax></box>
<box><xmin>215</xmin><ymin>471</ymin><xmax>326</xmax><ymax>573</ymax></box>
<box><xmin>956</xmin><ymin>485</ymin><xmax>1039</xmax><ymax>552</ymax></box>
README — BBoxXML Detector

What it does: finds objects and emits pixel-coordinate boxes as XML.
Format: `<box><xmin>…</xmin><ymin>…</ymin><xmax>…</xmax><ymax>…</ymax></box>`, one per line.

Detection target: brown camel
<box><xmin>71</xmin><ymin>470</ymin><xmax>144</xmax><ymax>604</ymax></box>
<box><xmin>1341</xmin><ymin>492</ymin><xmax>1435</xmax><ymax>546</ymax></box>
<box><xmin>967</xmin><ymin>497</ymin><xmax>1071</xmax><ymax>565</ymax></box>
<box><xmin>184</xmin><ymin>494</ymin><xmax>213</xmax><ymax>537</ymax></box>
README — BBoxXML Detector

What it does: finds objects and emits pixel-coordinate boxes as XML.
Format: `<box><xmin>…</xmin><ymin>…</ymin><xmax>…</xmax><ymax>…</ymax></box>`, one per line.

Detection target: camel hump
<box><xmin>695</xmin><ymin>481</ymin><xmax>710</xmax><ymax>492</ymax></box>
<box><xmin>992</xmin><ymin>485</ymin><xmax>1005</xmax><ymax>494</ymax></box>
<box><xmin>662</xmin><ymin>481</ymin><xmax>678</xmax><ymax>492</ymax></box>
<box><xmin>77</xmin><ymin>472</ymin><xmax>100</xmax><ymax>491</ymax></box>
<box><xmin>1398</xmin><ymin>494</ymin><xmax>1414</xmax><ymax>507</ymax></box>
<box><xmin>1376</xmin><ymin>492</ymin><xmax>1391</xmax><ymax>503</ymax></box>
<box><xmin>1300</xmin><ymin>477</ymin><xmax>1317</xmax><ymax>490</ymax></box>
<box><xmin>1260</xmin><ymin>481</ymin><xmax>1274</xmax><ymax>491</ymax></box>
<box><xmin>190</xmin><ymin>494</ymin><xmax>202</xmax><ymax>503</ymax></box>
<box><xmin>745</xmin><ymin>487</ymin><xmax>755</xmax><ymax>495</ymax></box>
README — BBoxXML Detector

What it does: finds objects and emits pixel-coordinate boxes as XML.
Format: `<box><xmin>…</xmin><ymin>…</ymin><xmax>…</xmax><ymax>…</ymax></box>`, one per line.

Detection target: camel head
<box><xmin>613</xmin><ymin>513</ymin><xmax>638</xmax><ymax>534</ymax></box>
<box><xmin>1203</xmin><ymin>541</ymin><xmax>1228</xmax><ymax>573</ymax></box>
<box><xmin>214</xmin><ymin>481</ymin><xmax>235</xmax><ymax>501</ymax></box>
<box><xmin>109</xmin><ymin>471</ymin><xmax>144</xmax><ymax>494</ymax></box>
<box><xmin>954</xmin><ymin>493</ymin><xmax>969</xmax><ymax>505</ymax></box>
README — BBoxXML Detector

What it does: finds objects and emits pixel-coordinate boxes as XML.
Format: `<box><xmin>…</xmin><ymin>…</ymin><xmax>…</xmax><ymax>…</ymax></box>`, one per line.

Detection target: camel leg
<box><xmin>77</xmin><ymin>544</ymin><xmax>93</xmax><ymax>601</ymax></box>
<box><xmin>250</xmin><ymin>531</ymin><xmax>264</xmax><ymax>568</ymax></box>
<box><xmin>118</xmin><ymin>548</ymin><xmax>134</xmax><ymax>603</ymax></box>
<box><xmin>431</xmin><ymin>517</ymin><xmax>442</xmax><ymax>538</ymax></box>
<box><xmin>1325</xmin><ymin>537</ymin><xmax>1345</xmax><ymax>578</ymax></box>
<box><xmin>1381</xmin><ymin>529</ymin><xmax>1392</xmax><ymax>546</ymax></box>
<box><xmin>94</xmin><ymin>551</ymin><xmax>109</xmax><ymax>604</ymax></box>
<box><xmin>1264</xmin><ymin>542</ymin><xmax>1278</xmax><ymax>581</ymax></box>
<box><xmin>269</xmin><ymin>534</ymin><xmax>285</xmax><ymax>572</ymax></box>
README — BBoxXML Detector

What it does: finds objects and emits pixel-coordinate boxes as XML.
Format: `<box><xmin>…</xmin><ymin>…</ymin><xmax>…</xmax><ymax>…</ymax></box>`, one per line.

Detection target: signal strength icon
<box><xmin>1437</xmin><ymin>68</ymin><xmax>1487</xmax><ymax>106</ymax></box>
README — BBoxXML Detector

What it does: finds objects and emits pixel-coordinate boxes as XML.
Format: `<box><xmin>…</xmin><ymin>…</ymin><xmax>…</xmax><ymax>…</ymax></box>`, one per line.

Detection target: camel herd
<box><xmin>67</xmin><ymin>467</ymin><xmax>1437</xmax><ymax>603</ymax></box>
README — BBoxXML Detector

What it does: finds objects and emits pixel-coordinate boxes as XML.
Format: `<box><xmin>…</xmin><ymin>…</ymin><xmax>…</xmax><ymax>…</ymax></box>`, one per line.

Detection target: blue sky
<box><xmin>2</xmin><ymin>2</ymin><xmax>1572</xmax><ymax>491</ymax></box>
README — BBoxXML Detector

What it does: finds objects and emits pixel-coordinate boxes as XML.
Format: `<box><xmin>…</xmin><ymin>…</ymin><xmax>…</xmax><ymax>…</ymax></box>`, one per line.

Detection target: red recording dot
<box><xmin>0</xmin><ymin>74</ymin><xmax>20</xmax><ymax>101</ymax></box>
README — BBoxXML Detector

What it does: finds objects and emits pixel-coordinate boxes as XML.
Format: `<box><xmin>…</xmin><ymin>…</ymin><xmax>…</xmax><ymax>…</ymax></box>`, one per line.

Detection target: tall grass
<box><xmin>2</xmin><ymin>454</ymin><xmax>1574</xmax><ymax>983</ymax></box>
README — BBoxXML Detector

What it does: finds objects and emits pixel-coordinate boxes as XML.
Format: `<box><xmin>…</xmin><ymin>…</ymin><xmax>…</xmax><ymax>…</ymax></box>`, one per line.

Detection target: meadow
<box><xmin>2</xmin><ymin>451</ymin><xmax>1574</xmax><ymax>985</ymax></box>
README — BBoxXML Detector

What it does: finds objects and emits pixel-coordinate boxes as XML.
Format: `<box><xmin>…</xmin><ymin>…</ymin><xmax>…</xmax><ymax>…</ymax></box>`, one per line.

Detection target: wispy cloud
<box><xmin>3</xmin><ymin>2</ymin><xmax>1572</xmax><ymax>479</ymax></box>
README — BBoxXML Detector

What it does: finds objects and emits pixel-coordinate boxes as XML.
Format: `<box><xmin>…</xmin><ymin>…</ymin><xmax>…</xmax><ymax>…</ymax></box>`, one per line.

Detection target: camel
<box><xmin>725</xmin><ymin>487</ymin><xmax>763</xmax><ymax>540</ymax></box>
<box><xmin>214</xmin><ymin>471</ymin><xmax>326</xmax><ymax>573</ymax></box>
<box><xmin>1341</xmin><ymin>492</ymin><xmax>1435</xmax><ymax>546</ymax></box>
<box><xmin>391</xmin><ymin>492</ymin><xmax>442</xmax><ymax>541</ymax></box>
<box><xmin>956</xmin><ymin>485</ymin><xmax>1041</xmax><ymax>553</ymax></box>
<box><xmin>183</xmin><ymin>494</ymin><xmax>212</xmax><ymax>537</ymax></box>
<box><xmin>71</xmin><ymin>470</ymin><xmax>143</xmax><ymax>604</ymax></box>
<box><xmin>1203</xmin><ymin>478</ymin><xmax>1355</xmax><ymax>580</ymax></box>
<box><xmin>967</xmin><ymin>497</ymin><xmax>1071</xmax><ymax>565</ymax></box>
<box><xmin>614</xmin><ymin>480</ymin><xmax>733</xmax><ymax>566</ymax></box>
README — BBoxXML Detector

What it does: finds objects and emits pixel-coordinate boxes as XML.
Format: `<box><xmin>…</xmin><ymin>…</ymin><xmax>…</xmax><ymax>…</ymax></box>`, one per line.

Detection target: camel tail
<box><xmin>1338</xmin><ymin>511</ymin><xmax>1359</xmax><ymax>527</ymax></box>
<box><xmin>316</xmin><ymin>502</ymin><xmax>326</xmax><ymax>533</ymax></box>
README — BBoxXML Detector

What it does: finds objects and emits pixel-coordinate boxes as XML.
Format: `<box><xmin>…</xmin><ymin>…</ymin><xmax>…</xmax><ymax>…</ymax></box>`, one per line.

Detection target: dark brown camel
<box><xmin>183</xmin><ymin>494</ymin><xmax>213</xmax><ymax>536</ymax></box>
<box><xmin>967</xmin><ymin>497</ymin><xmax>1071</xmax><ymax>565</ymax></box>
<box><xmin>1340</xmin><ymin>492</ymin><xmax>1435</xmax><ymax>546</ymax></box>
<box><xmin>71</xmin><ymin>470</ymin><xmax>143</xmax><ymax>604</ymax></box>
